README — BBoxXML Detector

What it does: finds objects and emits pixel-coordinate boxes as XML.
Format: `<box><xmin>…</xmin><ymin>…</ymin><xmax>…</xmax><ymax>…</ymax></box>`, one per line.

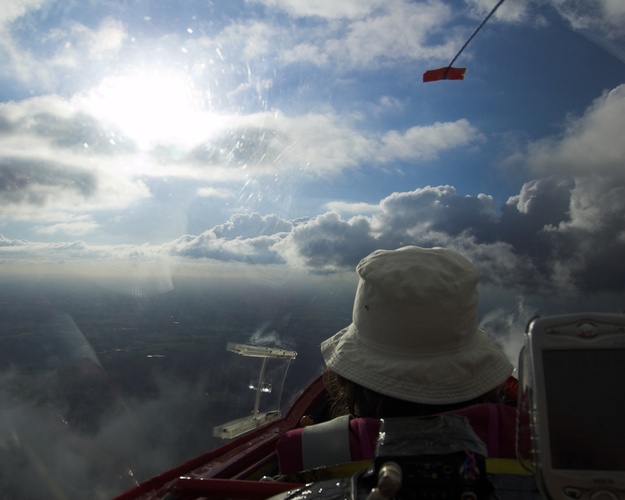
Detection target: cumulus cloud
<box><xmin>166</xmin><ymin>231</ymin><xmax>284</xmax><ymax>265</ymax></box>
<box><xmin>211</xmin><ymin>213</ymin><xmax>293</xmax><ymax>239</ymax></box>
<box><xmin>3</xmin><ymin>135</ymin><xmax>623</xmax><ymax>303</ymax></box>
<box><xmin>0</xmin><ymin>74</ymin><xmax>485</xmax><ymax>243</ymax></box>
<box><xmin>160</xmin><ymin>84</ymin><xmax>625</xmax><ymax>299</ymax></box>
<box><xmin>324</xmin><ymin>201</ymin><xmax>382</xmax><ymax>215</ymax></box>
<box><xmin>524</xmin><ymin>86</ymin><xmax>625</xmax><ymax>178</ymax></box>
<box><xmin>501</xmin><ymin>86</ymin><xmax>625</xmax><ymax>293</ymax></box>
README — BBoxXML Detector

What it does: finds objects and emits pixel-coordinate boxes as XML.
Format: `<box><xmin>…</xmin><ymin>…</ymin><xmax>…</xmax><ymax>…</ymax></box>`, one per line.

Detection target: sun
<box><xmin>83</xmin><ymin>68</ymin><xmax>219</xmax><ymax>150</ymax></box>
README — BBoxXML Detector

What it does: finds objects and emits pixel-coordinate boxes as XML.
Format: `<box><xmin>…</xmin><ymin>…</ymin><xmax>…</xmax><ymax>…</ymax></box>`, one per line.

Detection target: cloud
<box><xmin>84</xmin><ymin>17</ymin><xmax>128</xmax><ymax>60</ymax></box>
<box><xmin>5</xmin><ymin>148</ymin><xmax>622</xmax><ymax>298</ymax></box>
<box><xmin>465</xmin><ymin>0</ymin><xmax>534</xmax><ymax>23</ymax></box>
<box><xmin>524</xmin><ymin>85</ymin><xmax>625</xmax><ymax>179</ymax></box>
<box><xmin>501</xmin><ymin>86</ymin><xmax>625</xmax><ymax>294</ymax></box>
<box><xmin>166</xmin><ymin>231</ymin><xmax>284</xmax><ymax>265</ymax></box>
<box><xmin>0</xmin><ymin>77</ymin><xmax>484</xmax><ymax>242</ymax></box>
<box><xmin>0</xmin><ymin>95</ymin><xmax>150</xmax><ymax>223</ymax></box>
<box><xmin>478</xmin><ymin>295</ymin><xmax>537</xmax><ymax>364</ymax></box>
<box><xmin>466</xmin><ymin>0</ymin><xmax>625</xmax><ymax>62</ymax></box>
<box><xmin>250</xmin><ymin>0</ymin><xmax>386</xmax><ymax>20</ymax></box>
<box><xmin>0</xmin><ymin>234</ymin><xmax>27</xmax><ymax>247</ymax></box>
<box><xmin>211</xmin><ymin>213</ymin><xmax>293</xmax><ymax>239</ymax></box>
<box><xmin>275</xmin><ymin>1</ymin><xmax>460</xmax><ymax>68</ymax></box>
<box><xmin>0</xmin><ymin>0</ymin><xmax>44</xmax><ymax>26</ymax></box>
<box><xmin>163</xmin><ymin>213</ymin><xmax>297</xmax><ymax>264</ymax></box>
<box><xmin>551</xmin><ymin>0</ymin><xmax>625</xmax><ymax>54</ymax></box>
<box><xmin>35</xmin><ymin>215</ymin><xmax>99</xmax><ymax>237</ymax></box>
<box><xmin>197</xmin><ymin>186</ymin><xmax>234</xmax><ymax>199</ymax></box>
<box><xmin>186</xmin><ymin>111</ymin><xmax>482</xmax><ymax>176</ymax></box>
<box><xmin>323</xmin><ymin>201</ymin><xmax>382</xmax><ymax>215</ymax></box>
<box><xmin>267</xmin><ymin>162</ymin><xmax>621</xmax><ymax>298</ymax></box>
<box><xmin>274</xmin><ymin>211</ymin><xmax>378</xmax><ymax>271</ymax></box>
<box><xmin>0</xmin><ymin>365</ymin><xmax>225</xmax><ymax>498</ymax></box>
<box><xmin>0</xmin><ymin>156</ymin><xmax>97</xmax><ymax>207</ymax></box>
<box><xmin>0</xmin><ymin>6</ymin><xmax>128</xmax><ymax>92</ymax></box>
<box><xmin>171</xmin><ymin>92</ymin><xmax>625</xmax><ymax>296</ymax></box>
<box><xmin>378</xmin><ymin>120</ymin><xmax>483</xmax><ymax>162</ymax></box>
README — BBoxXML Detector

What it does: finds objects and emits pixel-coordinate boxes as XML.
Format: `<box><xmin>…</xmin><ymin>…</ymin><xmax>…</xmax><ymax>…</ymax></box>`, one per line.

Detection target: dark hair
<box><xmin>323</xmin><ymin>369</ymin><xmax>514</xmax><ymax>419</ymax></box>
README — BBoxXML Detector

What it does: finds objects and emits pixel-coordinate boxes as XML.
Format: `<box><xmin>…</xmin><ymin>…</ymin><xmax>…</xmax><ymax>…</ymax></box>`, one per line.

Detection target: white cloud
<box><xmin>0</xmin><ymin>1</ymin><xmax>51</xmax><ymax>89</ymax></box>
<box><xmin>197</xmin><ymin>187</ymin><xmax>234</xmax><ymax>199</ymax></box>
<box><xmin>194</xmin><ymin>111</ymin><xmax>482</xmax><ymax>176</ymax></box>
<box><xmin>85</xmin><ymin>17</ymin><xmax>128</xmax><ymax>60</ymax></box>
<box><xmin>257</xmin><ymin>0</ymin><xmax>461</xmax><ymax>69</ymax></box>
<box><xmin>551</xmin><ymin>0</ymin><xmax>625</xmax><ymax>41</ymax></box>
<box><xmin>324</xmin><ymin>201</ymin><xmax>382</xmax><ymax>215</ymax></box>
<box><xmin>323</xmin><ymin>1</ymin><xmax>458</xmax><ymax>67</ymax></box>
<box><xmin>525</xmin><ymin>85</ymin><xmax>625</xmax><ymax>178</ymax></box>
<box><xmin>249</xmin><ymin>0</ymin><xmax>386</xmax><ymax>20</ymax></box>
<box><xmin>510</xmin><ymin>86</ymin><xmax>625</xmax><ymax>246</ymax></box>
<box><xmin>0</xmin><ymin>95</ymin><xmax>152</xmax><ymax>223</ymax></box>
<box><xmin>216</xmin><ymin>20</ymin><xmax>278</xmax><ymax>61</ymax></box>
<box><xmin>1</xmin><ymin>7</ymin><xmax>127</xmax><ymax>92</ymax></box>
<box><xmin>465</xmin><ymin>0</ymin><xmax>534</xmax><ymax>23</ymax></box>
<box><xmin>465</xmin><ymin>0</ymin><xmax>625</xmax><ymax>62</ymax></box>
<box><xmin>280</xmin><ymin>43</ymin><xmax>329</xmax><ymax>66</ymax></box>
<box><xmin>478</xmin><ymin>295</ymin><xmax>537</xmax><ymax>365</ymax></box>
<box><xmin>0</xmin><ymin>0</ymin><xmax>44</xmax><ymax>27</ymax></box>
<box><xmin>35</xmin><ymin>215</ymin><xmax>99</xmax><ymax>236</ymax></box>
<box><xmin>379</xmin><ymin>120</ymin><xmax>483</xmax><ymax>162</ymax></box>
<box><xmin>0</xmin><ymin>85</ymin><xmax>485</xmax><ymax>239</ymax></box>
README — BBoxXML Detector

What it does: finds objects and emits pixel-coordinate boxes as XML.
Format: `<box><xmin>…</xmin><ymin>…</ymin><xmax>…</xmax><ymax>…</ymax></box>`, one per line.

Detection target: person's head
<box><xmin>320</xmin><ymin>246</ymin><xmax>513</xmax><ymax>418</ymax></box>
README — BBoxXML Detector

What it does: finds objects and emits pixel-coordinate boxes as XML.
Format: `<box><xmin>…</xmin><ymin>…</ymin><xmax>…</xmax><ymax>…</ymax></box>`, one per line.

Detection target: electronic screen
<box><xmin>542</xmin><ymin>349</ymin><xmax>625</xmax><ymax>471</ymax></box>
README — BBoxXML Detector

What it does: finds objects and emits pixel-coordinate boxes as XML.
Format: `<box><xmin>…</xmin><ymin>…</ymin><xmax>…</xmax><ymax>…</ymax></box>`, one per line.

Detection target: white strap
<box><xmin>301</xmin><ymin>415</ymin><xmax>352</xmax><ymax>470</ymax></box>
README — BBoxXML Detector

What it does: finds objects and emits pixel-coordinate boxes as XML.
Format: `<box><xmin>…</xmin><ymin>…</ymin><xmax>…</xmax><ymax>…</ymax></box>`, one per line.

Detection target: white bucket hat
<box><xmin>321</xmin><ymin>246</ymin><xmax>513</xmax><ymax>405</ymax></box>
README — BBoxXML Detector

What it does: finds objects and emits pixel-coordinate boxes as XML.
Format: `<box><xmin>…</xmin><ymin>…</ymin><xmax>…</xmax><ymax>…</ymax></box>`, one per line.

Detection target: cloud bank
<box><xmin>3</xmin><ymin>84</ymin><xmax>624</xmax><ymax>304</ymax></box>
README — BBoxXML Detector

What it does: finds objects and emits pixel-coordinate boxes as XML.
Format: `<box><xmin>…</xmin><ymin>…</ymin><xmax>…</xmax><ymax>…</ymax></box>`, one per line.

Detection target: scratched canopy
<box><xmin>0</xmin><ymin>0</ymin><xmax>624</xmax><ymax>497</ymax></box>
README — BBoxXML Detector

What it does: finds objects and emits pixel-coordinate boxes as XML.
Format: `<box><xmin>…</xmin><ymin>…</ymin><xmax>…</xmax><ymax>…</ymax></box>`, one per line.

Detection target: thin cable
<box><xmin>447</xmin><ymin>0</ymin><xmax>506</xmax><ymax>69</ymax></box>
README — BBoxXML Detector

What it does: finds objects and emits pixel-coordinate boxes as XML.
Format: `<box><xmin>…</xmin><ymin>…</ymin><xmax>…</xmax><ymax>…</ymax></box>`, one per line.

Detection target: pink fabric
<box><xmin>444</xmin><ymin>403</ymin><xmax>518</xmax><ymax>459</ymax></box>
<box><xmin>276</xmin><ymin>403</ymin><xmax>519</xmax><ymax>474</ymax></box>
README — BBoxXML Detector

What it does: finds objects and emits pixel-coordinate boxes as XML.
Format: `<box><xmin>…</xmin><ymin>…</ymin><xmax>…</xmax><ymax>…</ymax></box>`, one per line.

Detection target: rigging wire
<box><xmin>448</xmin><ymin>0</ymin><xmax>507</xmax><ymax>69</ymax></box>
<box><xmin>423</xmin><ymin>0</ymin><xmax>507</xmax><ymax>82</ymax></box>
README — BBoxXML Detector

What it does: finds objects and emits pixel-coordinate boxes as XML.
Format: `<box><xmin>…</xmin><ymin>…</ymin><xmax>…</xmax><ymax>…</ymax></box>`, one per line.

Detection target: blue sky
<box><xmin>1</xmin><ymin>0</ymin><xmax>624</xmax><ymax>327</ymax></box>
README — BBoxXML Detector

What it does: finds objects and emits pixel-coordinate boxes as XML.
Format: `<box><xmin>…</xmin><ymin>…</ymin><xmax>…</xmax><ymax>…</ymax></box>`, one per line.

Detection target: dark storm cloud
<box><xmin>276</xmin><ymin>212</ymin><xmax>379</xmax><ymax>271</ymax></box>
<box><xmin>273</xmin><ymin>186</ymin><xmax>543</xmax><ymax>285</ymax></box>
<box><xmin>176</xmin><ymin>169</ymin><xmax>622</xmax><ymax>297</ymax></box>
<box><xmin>0</xmin><ymin>157</ymin><xmax>97</xmax><ymax>206</ymax></box>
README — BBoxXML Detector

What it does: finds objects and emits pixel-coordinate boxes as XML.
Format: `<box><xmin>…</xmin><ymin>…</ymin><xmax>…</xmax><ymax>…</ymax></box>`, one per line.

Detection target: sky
<box><xmin>1</xmin><ymin>0</ymin><xmax>624</xmax><ymax>324</ymax></box>
<box><xmin>0</xmin><ymin>1</ymin><xmax>624</xmax><ymax>496</ymax></box>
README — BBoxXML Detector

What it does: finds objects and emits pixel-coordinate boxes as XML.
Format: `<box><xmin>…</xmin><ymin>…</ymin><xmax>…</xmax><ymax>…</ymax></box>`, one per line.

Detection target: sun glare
<box><xmin>83</xmin><ymin>69</ymin><xmax>220</xmax><ymax>150</ymax></box>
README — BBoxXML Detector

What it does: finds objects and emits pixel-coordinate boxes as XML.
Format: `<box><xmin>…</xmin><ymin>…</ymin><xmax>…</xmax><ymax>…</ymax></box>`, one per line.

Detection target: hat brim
<box><xmin>321</xmin><ymin>323</ymin><xmax>513</xmax><ymax>405</ymax></box>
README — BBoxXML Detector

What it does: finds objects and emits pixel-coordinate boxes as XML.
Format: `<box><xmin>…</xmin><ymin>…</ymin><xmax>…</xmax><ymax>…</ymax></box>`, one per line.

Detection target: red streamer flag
<box><xmin>423</xmin><ymin>67</ymin><xmax>467</xmax><ymax>83</ymax></box>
